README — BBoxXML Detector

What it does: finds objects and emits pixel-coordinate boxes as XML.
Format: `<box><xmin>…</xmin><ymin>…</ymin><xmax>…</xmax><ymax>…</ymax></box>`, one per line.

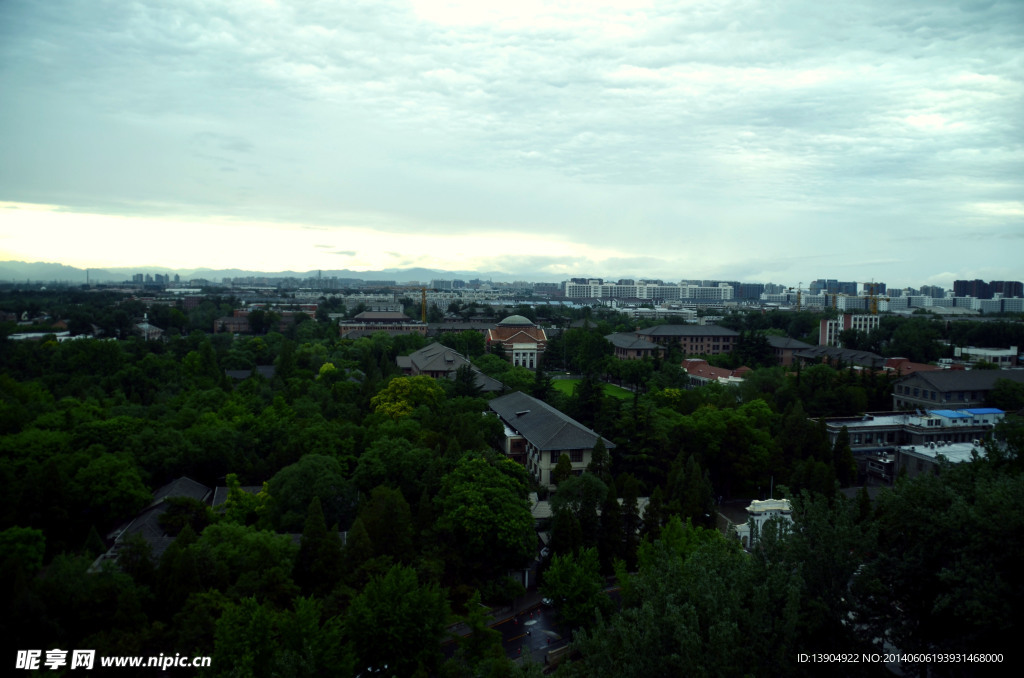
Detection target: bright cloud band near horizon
<box><xmin>0</xmin><ymin>202</ymin><xmax>637</xmax><ymax>277</ymax></box>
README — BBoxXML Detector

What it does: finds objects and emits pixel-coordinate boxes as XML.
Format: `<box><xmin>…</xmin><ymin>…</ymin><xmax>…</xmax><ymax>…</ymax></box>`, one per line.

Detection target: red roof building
<box><xmin>486</xmin><ymin>315</ymin><xmax>548</xmax><ymax>370</ymax></box>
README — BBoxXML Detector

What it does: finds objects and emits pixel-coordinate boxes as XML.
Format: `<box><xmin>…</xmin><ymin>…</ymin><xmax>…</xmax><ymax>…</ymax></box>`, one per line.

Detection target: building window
<box><xmin>571</xmin><ymin>450</ymin><xmax>583</xmax><ymax>463</ymax></box>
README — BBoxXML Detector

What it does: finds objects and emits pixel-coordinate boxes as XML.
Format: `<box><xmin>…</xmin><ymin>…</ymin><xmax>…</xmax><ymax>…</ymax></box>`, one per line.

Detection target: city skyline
<box><xmin>2</xmin><ymin>259</ymin><xmax>1019</xmax><ymax>296</ymax></box>
<box><xmin>2</xmin><ymin>1</ymin><xmax>1022</xmax><ymax>288</ymax></box>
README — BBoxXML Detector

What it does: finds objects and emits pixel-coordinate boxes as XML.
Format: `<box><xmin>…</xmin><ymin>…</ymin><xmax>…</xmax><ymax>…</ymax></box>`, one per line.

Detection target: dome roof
<box><xmin>498</xmin><ymin>314</ymin><xmax>534</xmax><ymax>326</ymax></box>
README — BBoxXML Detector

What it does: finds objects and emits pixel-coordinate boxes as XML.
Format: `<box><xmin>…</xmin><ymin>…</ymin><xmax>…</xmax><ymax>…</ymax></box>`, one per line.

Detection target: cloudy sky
<box><xmin>1</xmin><ymin>0</ymin><xmax>1021</xmax><ymax>287</ymax></box>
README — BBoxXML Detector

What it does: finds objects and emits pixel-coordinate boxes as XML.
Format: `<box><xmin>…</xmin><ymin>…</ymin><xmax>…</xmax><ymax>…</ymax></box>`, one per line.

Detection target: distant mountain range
<box><xmin>0</xmin><ymin>261</ymin><xmax>541</xmax><ymax>285</ymax></box>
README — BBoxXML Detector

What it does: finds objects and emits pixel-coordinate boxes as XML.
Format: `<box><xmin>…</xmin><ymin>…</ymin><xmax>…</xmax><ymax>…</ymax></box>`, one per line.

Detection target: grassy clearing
<box><xmin>551</xmin><ymin>378</ymin><xmax>634</xmax><ymax>400</ymax></box>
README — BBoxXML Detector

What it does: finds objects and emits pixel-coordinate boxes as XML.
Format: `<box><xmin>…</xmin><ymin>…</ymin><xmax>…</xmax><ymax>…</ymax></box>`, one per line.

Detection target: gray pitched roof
<box><xmin>605</xmin><ymin>332</ymin><xmax>659</xmax><ymax>350</ymax></box>
<box><xmin>405</xmin><ymin>342</ymin><xmax>472</xmax><ymax>373</ymax></box>
<box><xmin>211</xmin><ymin>485</ymin><xmax>264</xmax><ymax>507</ymax></box>
<box><xmin>898</xmin><ymin>369</ymin><xmax>1024</xmax><ymax>392</ymax></box>
<box><xmin>489</xmin><ymin>391</ymin><xmax>614</xmax><ymax>451</ymax></box>
<box><xmin>225</xmin><ymin>365</ymin><xmax>276</xmax><ymax>380</ymax></box>
<box><xmin>118</xmin><ymin>506</ymin><xmax>177</xmax><ymax>560</ymax></box>
<box><xmin>447</xmin><ymin>369</ymin><xmax>505</xmax><ymax>393</ymax></box>
<box><xmin>353</xmin><ymin>311</ymin><xmax>414</xmax><ymax>322</ymax></box>
<box><xmin>402</xmin><ymin>342</ymin><xmax>504</xmax><ymax>392</ymax></box>
<box><xmin>150</xmin><ymin>476</ymin><xmax>212</xmax><ymax>507</ymax></box>
<box><xmin>765</xmin><ymin>335</ymin><xmax>815</xmax><ymax>350</ymax></box>
<box><xmin>635</xmin><ymin>324</ymin><xmax>739</xmax><ymax>337</ymax></box>
<box><xmin>793</xmin><ymin>346</ymin><xmax>886</xmax><ymax>367</ymax></box>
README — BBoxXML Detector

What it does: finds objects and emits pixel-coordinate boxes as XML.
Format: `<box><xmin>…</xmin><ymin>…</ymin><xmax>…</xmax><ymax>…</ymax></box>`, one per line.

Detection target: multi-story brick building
<box><xmin>892</xmin><ymin>370</ymin><xmax>1024</xmax><ymax>410</ymax></box>
<box><xmin>633</xmin><ymin>324</ymin><xmax>739</xmax><ymax>355</ymax></box>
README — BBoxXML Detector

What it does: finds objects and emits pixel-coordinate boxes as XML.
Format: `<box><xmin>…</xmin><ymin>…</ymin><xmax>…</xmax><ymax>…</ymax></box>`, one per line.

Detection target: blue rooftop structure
<box><xmin>964</xmin><ymin>408</ymin><xmax>1004</xmax><ymax>415</ymax></box>
<box><xmin>930</xmin><ymin>410</ymin><xmax>972</xmax><ymax>419</ymax></box>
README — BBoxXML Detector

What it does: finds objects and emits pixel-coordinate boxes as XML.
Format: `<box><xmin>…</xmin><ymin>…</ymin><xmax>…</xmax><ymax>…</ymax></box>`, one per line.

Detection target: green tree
<box><xmin>445</xmin><ymin>591</ymin><xmax>507</xmax><ymax>676</ymax></box>
<box><xmin>587</xmin><ymin>439</ymin><xmax>613</xmax><ymax>485</ymax></box>
<box><xmin>341</xmin><ymin>517</ymin><xmax>375</xmax><ymax>588</ymax></box>
<box><xmin>264</xmin><ymin>454</ymin><xmax>357</xmax><ymax>532</ymax></box>
<box><xmin>832</xmin><ymin>426</ymin><xmax>857</xmax><ymax>486</ymax></box>
<box><xmin>552</xmin><ymin>453</ymin><xmax>574</xmax><ymax>485</ymax></box>
<box><xmin>358</xmin><ymin>485</ymin><xmax>415</xmax><ymax>564</ymax></box>
<box><xmin>371</xmin><ymin>375</ymin><xmax>445</xmax><ymax>419</ymax></box>
<box><xmin>72</xmin><ymin>454</ymin><xmax>151</xmax><ymax>530</ymax></box>
<box><xmin>293</xmin><ymin>496</ymin><xmax>344</xmax><ymax>597</ymax></box>
<box><xmin>212</xmin><ymin>596</ymin><xmax>352</xmax><ymax>678</ymax></box>
<box><xmin>452</xmin><ymin>363</ymin><xmax>483</xmax><ymax>398</ymax></box>
<box><xmin>435</xmin><ymin>454</ymin><xmax>535</xmax><ymax>588</ymax></box>
<box><xmin>864</xmin><ymin>461</ymin><xmax>1024</xmax><ymax>662</ymax></box>
<box><xmin>597</xmin><ymin>483</ymin><xmax>624</xmax><ymax>574</ymax></box>
<box><xmin>551</xmin><ymin>473</ymin><xmax>608</xmax><ymax>550</ymax></box>
<box><xmin>352</xmin><ymin>436</ymin><xmax>434</xmax><ymax>503</ymax></box>
<box><xmin>221</xmin><ymin>474</ymin><xmax>269</xmax><ymax>527</ymax></box>
<box><xmin>541</xmin><ymin>548</ymin><xmax>611</xmax><ymax>631</ymax></box>
<box><xmin>989</xmin><ymin>378</ymin><xmax>1024</xmax><ymax>411</ymax></box>
<box><xmin>0</xmin><ymin>526</ymin><xmax>45</xmax><ymax>582</ymax></box>
<box><xmin>184</xmin><ymin>523</ymin><xmax>299</xmax><ymax>606</ymax></box>
<box><xmin>619</xmin><ymin>474</ymin><xmax>642</xmax><ymax>571</ymax></box>
<box><xmin>345</xmin><ymin>564</ymin><xmax>449</xmax><ymax>676</ymax></box>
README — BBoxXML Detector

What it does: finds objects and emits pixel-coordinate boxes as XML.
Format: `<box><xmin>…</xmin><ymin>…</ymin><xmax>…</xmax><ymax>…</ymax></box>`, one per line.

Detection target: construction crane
<box><xmin>787</xmin><ymin>282</ymin><xmax>805</xmax><ymax>311</ymax></box>
<box><xmin>865</xmin><ymin>280</ymin><xmax>889</xmax><ymax>315</ymax></box>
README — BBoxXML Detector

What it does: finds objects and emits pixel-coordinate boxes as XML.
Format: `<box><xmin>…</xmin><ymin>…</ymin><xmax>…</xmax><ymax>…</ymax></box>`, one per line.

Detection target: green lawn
<box><xmin>551</xmin><ymin>378</ymin><xmax>635</xmax><ymax>400</ymax></box>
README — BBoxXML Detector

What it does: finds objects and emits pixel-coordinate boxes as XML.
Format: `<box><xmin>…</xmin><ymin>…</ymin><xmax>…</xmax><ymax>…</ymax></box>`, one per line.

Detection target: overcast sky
<box><xmin>1</xmin><ymin>0</ymin><xmax>1021</xmax><ymax>288</ymax></box>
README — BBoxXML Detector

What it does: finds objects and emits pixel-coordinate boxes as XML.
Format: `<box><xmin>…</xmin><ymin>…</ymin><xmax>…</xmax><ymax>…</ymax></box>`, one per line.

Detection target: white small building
<box><xmin>734</xmin><ymin>498</ymin><xmax>793</xmax><ymax>550</ymax></box>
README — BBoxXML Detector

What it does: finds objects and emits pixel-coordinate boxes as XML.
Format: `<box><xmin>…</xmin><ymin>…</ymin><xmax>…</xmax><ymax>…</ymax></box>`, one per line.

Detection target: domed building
<box><xmin>486</xmin><ymin>314</ymin><xmax>548</xmax><ymax>370</ymax></box>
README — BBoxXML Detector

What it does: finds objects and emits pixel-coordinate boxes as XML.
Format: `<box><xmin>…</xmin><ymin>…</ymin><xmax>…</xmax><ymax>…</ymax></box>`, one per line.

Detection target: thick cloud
<box><xmin>0</xmin><ymin>0</ymin><xmax>1020</xmax><ymax>285</ymax></box>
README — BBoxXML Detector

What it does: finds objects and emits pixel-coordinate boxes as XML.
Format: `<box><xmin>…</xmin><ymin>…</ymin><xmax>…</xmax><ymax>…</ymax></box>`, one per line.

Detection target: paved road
<box><xmin>493</xmin><ymin>604</ymin><xmax>567</xmax><ymax>665</ymax></box>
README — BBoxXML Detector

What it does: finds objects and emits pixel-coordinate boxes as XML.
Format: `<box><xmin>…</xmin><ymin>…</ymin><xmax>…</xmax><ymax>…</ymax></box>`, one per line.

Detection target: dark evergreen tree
<box><xmin>293</xmin><ymin>496</ymin><xmax>344</xmax><ymax>597</ymax></box>
<box><xmin>587</xmin><ymin>438</ymin><xmax>613</xmax><ymax>486</ymax></box>
<box><xmin>597</xmin><ymin>483</ymin><xmax>624</xmax><ymax>575</ymax></box>
<box><xmin>832</xmin><ymin>426</ymin><xmax>857</xmax><ymax>487</ymax></box>
<box><xmin>552</xmin><ymin>453</ymin><xmax>573</xmax><ymax>485</ymax></box>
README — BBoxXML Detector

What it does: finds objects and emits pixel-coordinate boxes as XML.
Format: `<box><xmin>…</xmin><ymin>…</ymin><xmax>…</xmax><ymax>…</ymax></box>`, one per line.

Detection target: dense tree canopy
<box><xmin>2</xmin><ymin>288</ymin><xmax>1021</xmax><ymax>676</ymax></box>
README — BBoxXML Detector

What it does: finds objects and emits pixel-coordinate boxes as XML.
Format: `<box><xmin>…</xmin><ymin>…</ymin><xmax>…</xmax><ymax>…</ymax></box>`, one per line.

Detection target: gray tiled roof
<box><xmin>765</xmin><ymin>335</ymin><xmax>815</xmax><ymax>350</ymax></box>
<box><xmin>405</xmin><ymin>342</ymin><xmax>471</xmax><ymax>373</ymax></box>
<box><xmin>211</xmin><ymin>485</ymin><xmax>264</xmax><ymax>507</ymax></box>
<box><xmin>150</xmin><ymin>476</ymin><xmax>212</xmax><ymax>507</ymax></box>
<box><xmin>353</xmin><ymin>311</ymin><xmax>414</xmax><ymax>322</ymax></box>
<box><xmin>489</xmin><ymin>391</ymin><xmax>614</xmax><ymax>451</ymax></box>
<box><xmin>898</xmin><ymin>369</ymin><xmax>1024</xmax><ymax>392</ymax></box>
<box><xmin>225</xmin><ymin>365</ymin><xmax>276</xmax><ymax>380</ymax></box>
<box><xmin>402</xmin><ymin>342</ymin><xmax>504</xmax><ymax>391</ymax></box>
<box><xmin>635</xmin><ymin>324</ymin><xmax>739</xmax><ymax>337</ymax></box>
<box><xmin>447</xmin><ymin>370</ymin><xmax>505</xmax><ymax>393</ymax></box>
<box><xmin>119</xmin><ymin>506</ymin><xmax>177</xmax><ymax>560</ymax></box>
<box><xmin>794</xmin><ymin>346</ymin><xmax>886</xmax><ymax>367</ymax></box>
<box><xmin>605</xmin><ymin>332</ymin><xmax>659</xmax><ymax>350</ymax></box>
